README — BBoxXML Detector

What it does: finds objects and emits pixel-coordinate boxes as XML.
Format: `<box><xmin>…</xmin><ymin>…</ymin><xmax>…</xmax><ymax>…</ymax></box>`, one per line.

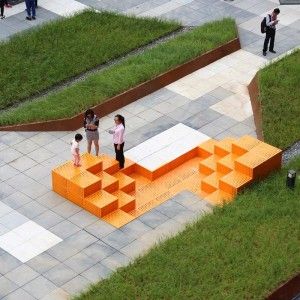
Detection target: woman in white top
<box><xmin>109</xmin><ymin>114</ymin><xmax>125</xmax><ymax>169</ymax></box>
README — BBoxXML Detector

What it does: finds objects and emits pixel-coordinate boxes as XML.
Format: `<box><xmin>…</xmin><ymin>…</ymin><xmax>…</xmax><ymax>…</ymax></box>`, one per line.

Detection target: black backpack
<box><xmin>261</xmin><ymin>14</ymin><xmax>271</xmax><ymax>33</ymax></box>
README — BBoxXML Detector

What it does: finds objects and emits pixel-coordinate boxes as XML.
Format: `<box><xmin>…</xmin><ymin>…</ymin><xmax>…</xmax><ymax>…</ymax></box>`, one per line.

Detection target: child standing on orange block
<box><xmin>71</xmin><ymin>133</ymin><xmax>83</xmax><ymax>167</ymax></box>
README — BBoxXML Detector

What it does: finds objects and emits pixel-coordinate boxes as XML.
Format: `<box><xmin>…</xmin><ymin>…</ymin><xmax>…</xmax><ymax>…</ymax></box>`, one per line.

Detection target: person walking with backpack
<box><xmin>262</xmin><ymin>8</ymin><xmax>280</xmax><ymax>56</ymax></box>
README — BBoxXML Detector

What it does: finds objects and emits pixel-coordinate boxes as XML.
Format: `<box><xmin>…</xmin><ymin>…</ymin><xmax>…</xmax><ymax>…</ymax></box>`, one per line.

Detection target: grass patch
<box><xmin>259</xmin><ymin>49</ymin><xmax>300</xmax><ymax>149</ymax></box>
<box><xmin>75</xmin><ymin>156</ymin><xmax>300</xmax><ymax>300</ymax></box>
<box><xmin>0</xmin><ymin>10</ymin><xmax>179</xmax><ymax>109</ymax></box>
<box><xmin>0</xmin><ymin>18</ymin><xmax>236</xmax><ymax>125</ymax></box>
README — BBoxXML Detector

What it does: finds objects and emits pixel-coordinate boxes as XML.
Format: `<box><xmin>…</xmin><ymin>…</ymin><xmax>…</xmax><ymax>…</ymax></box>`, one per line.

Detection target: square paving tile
<box><xmin>9</xmin><ymin>156</ymin><xmax>37</xmax><ymax>172</ymax></box>
<box><xmin>0</xmin><ymin>252</ymin><xmax>22</xmax><ymax>275</ymax></box>
<box><xmin>0</xmin><ymin>276</ymin><xmax>19</xmax><ymax>298</ymax></box>
<box><xmin>83</xmin><ymin>241</ymin><xmax>116</xmax><ymax>261</ymax></box>
<box><xmin>138</xmin><ymin>210</ymin><xmax>169</xmax><ymax>229</ymax></box>
<box><xmin>81</xmin><ymin>262</ymin><xmax>113</xmax><ymax>282</ymax></box>
<box><xmin>0</xmin><ymin>221</ymin><xmax>62</xmax><ymax>263</ymax></box>
<box><xmin>0</xmin><ymin>165</ymin><xmax>20</xmax><ymax>181</ymax></box>
<box><xmin>26</xmin><ymin>252</ymin><xmax>60</xmax><ymax>274</ymax></box>
<box><xmin>2</xmin><ymin>288</ymin><xmax>36</xmax><ymax>300</ymax></box>
<box><xmin>49</xmin><ymin>220</ymin><xmax>81</xmax><ymax>240</ymax></box>
<box><xmin>43</xmin><ymin>263</ymin><xmax>78</xmax><ymax>287</ymax></box>
<box><xmin>120</xmin><ymin>219</ymin><xmax>152</xmax><ymax>238</ymax></box>
<box><xmin>64</xmin><ymin>252</ymin><xmax>95</xmax><ymax>274</ymax></box>
<box><xmin>101</xmin><ymin>251</ymin><xmax>131</xmax><ymax>270</ymax></box>
<box><xmin>23</xmin><ymin>275</ymin><xmax>58</xmax><ymax>299</ymax></box>
<box><xmin>1</xmin><ymin>192</ymin><xmax>32</xmax><ymax>210</ymax></box>
<box><xmin>61</xmin><ymin>275</ymin><xmax>90</xmax><ymax>295</ymax></box>
<box><xmin>102</xmin><ymin>230</ymin><xmax>135</xmax><ymax>250</ymax></box>
<box><xmin>5</xmin><ymin>264</ymin><xmax>39</xmax><ymax>287</ymax></box>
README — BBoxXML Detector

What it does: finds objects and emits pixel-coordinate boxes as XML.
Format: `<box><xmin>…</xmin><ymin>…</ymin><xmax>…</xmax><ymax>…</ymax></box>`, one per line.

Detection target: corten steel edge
<box><xmin>0</xmin><ymin>37</ymin><xmax>241</xmax><ymax>132</ymax></box>
<box><xmin>266</xmin><ymin>273</ymin><xmax>300</xmax><ymax>300</ymax></box>
<box><xmin>248</xmin><ymin>74</ymin><xmax>264</xmax><ymax>141</ymax></box>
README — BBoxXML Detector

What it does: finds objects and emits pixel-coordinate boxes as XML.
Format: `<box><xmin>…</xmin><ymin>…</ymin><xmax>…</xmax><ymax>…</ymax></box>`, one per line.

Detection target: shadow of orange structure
<box><xmin>52</xmin><ymin>136</ymin><xmax>282</xmax><ymax>228</ymax></box>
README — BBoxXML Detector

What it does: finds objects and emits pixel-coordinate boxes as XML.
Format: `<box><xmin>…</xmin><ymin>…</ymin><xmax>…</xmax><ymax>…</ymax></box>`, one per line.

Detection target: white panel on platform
<box><xmin>125</xmin><ymin>123</ymin><xmax>210</xmax><ymax>171</ymax></box>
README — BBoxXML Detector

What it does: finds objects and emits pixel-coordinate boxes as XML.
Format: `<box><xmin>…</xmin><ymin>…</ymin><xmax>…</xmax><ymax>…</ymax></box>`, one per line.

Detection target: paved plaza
<box><xmin>0</xmin><ymin>0</ymin><xmax>300</xmax><ymax>299</ymax></box>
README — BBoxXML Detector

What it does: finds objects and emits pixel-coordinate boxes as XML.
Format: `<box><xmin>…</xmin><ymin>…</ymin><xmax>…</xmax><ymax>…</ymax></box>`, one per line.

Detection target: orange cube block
<box><xmin>52</xmin><ymin>162</ymin><xmax>84</xmax><ymax>197</ymax></box>
<box><xmin>235</xmin><ymin>143</ymin><xmax>282</xmax><ymax>178</ymax></box>
<box><xmin>98</xmin><ymin>154</ymin><xmax>120</xmax><ymax>174</ymax></box>
<box><xmin>67</xmin><ymin>171</ymin><xmax>101</xmax><ymax>206</ymax></box>
<box><xmin>197</xmin><ymin>139</ymin><xmax>216</xmax><ymax>159</ymax></box>
<box><xmin>232</xmin><ymin>135</ymin><xmax>261</xmax><ymax>156</ymax></box>
<box><xmin>113</xmin><ymin>172</ymin><xmax>135</xmax><ymax>193</ymax></box>
<box><xmin>113</xmin><ymin>190</ymin><xmax>136</xmax><ymax>212</ymax></box>
<box><xmin>214</xmin><ymin>138</ymin><xmax>235</xmax><ymax>157</ymax></box>
<box><xmin>95</xmin><ymin>171</ymin><xmax>118</xmax><ymax>193</ymax></box>
<box><xmin>80</xmin><ymin>153</ymin><xmax>102</xmax><ymax>174</ymax></box>
<box><xmin>199</xmin><ymin>155</ymin><xmax>220</xmax><ymax>176</ymax></box>
<box><xmin>83</xmin><ymin>191</ymin><xmax>118</xmax><ymax>217</ymax></box>
<box><xmin>219</xmin><ymin>171</ymin><xmax>252</xmax><ymax>196</ymax></box>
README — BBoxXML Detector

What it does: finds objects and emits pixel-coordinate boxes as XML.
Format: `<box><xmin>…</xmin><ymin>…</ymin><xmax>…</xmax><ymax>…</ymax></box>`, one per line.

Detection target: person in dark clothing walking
<box><xmin>0</xmin><ymin>0</ymin><xmax>5</xmax><ymax>19</ymax></box>
<box><xmin>263</xmin><ymin>8</ymin><xmax>280</xmax><ymax>56</ymax></box>
<box><xmin>25</xmin><ymin>0</ymin><xmax>36</xmax><ymax>20</ymax></box>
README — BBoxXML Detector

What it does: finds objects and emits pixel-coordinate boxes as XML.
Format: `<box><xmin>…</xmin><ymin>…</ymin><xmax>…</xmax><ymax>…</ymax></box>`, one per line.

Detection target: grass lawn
<box><xmin>0</xmin><ymin>10</ymin><xmax>179</xmax><ymax>109</ymax></box>
<box><xmin>259</xmin><ymin>49</ymin><xmax>300</xmax><ymax>149</ymax></box>
<box><xmin>75</xmin><ymin>156</ymin><xmax>300</xmax><ymax>300</ymax></box>
<box><xmin>0</xmin><ymin>18</ymin><xmax>236</xmax><ymax>126</ymax></box>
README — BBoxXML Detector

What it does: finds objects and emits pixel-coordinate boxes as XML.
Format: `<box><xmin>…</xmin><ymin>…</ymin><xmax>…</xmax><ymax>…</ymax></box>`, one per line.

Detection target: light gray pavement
<box><xmin>0</xmin><ymin>0</ymin><xmax>300</xmax><ymax>299</ymax></box>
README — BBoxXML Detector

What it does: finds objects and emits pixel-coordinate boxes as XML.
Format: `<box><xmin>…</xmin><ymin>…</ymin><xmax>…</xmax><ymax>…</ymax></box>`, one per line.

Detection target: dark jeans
<box><xmin>25</xmin><ymin>0</ymin><xmax>35</xmax><ymax>17</ymax></box>
<box><xmin>263</xmin><ymin>27</ymin><xmax>276</xmax><ymax>52</ymax></box>
<box><xmin>114</xmin><ymin>143</ymin><xmax>125</xmax><ymax>169</ymax></box>
<box><xmin>0</xmin><ymin>0</ymin><xmax>4</xmax><ymax>16</ymax></box>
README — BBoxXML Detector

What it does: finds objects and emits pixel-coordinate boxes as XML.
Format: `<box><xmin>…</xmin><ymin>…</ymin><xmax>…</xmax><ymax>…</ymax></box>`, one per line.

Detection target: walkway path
<box><xmin>0</xmin><ymin>0</ymin><xmax>299</xmax><ymax>299</ymax></box>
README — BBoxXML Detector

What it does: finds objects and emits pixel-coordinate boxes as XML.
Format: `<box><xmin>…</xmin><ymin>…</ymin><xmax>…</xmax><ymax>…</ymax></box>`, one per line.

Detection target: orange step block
<box><xmin>201</xmin><ymin>172</ymin><xmax>224</xmax><ymax>194</ymax></box>
<box><xmin>99</xmin><ymin>154</ymin><xmax>120</xmax><ymax>174</ymax></box>
<box><xmin>113</xmin><ymin>190</ymin><xmax>136</xmax><ymax>212</ymax></box>
<box><xmin>112</xmin><ymin>172</ymin><xmax>135</xmax><ymax>193</ymax></box>
<box><xmin>80</xmin><ymin>153</ymin><xmax>102</xmax><ymax>174</ymax></box>
<box><xmin>83</xmin><ymin>190</ymin><xmax>118</xmax><ymax>217</ymax></box>
<box><xmin>232</xmin><ymin>135</ymin><xmax>261</xmax><ymax>156</ymax></box>
<box><xmin>67</xmin><ymin>171</ymin><xmax>101</xmax><ymax>206</ymax></box>
<box><xmin>219</xmin><ymin>171</ymin><xmax>252</xmax><ymax>196</ymax></box>
<box><xmin>52</xmin><ymin>162</ymin><xmax>84</xmax><ymax>198</ymax></box>
<box><xmin>95</xmin><ymin>171</ymin><xmax>118</xmax><ymax>193</ymax></box>
<box><xmin>199</xmin><ymin>155</ymin><xmax>220</xmax><ymax>176</ymax></box>
<box><xmin>216</xmin><ymin>153</ymin><xmax>239</xmax><ymax>174</ymax></box>
<box><xmin>235</xmin><ymin>142</ymin><xmax>282</xmax><ymax>178</ymax></box>
<box><xmin>214</xmin><ymin>138</ymin><xmax>235</xmax><ymax>157</ymax></box>
<box><xmin>197</xmin><ymin>139</ymin><xmax>216</xmax><ymax>159</ymax></box>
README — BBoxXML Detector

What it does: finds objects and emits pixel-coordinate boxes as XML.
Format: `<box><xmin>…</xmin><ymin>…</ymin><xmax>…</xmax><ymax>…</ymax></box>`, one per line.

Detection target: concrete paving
<box><xmin>0</xmin><ymin>0</ymin><xmax>299</xmax><ymax>299</ymax></box>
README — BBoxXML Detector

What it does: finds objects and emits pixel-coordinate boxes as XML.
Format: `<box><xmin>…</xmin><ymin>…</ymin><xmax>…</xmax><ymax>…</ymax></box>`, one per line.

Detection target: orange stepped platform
<box><xmin>52</xmin><ymin>136</ymin><xmax>282</xmax><ymax>227</ymax></box>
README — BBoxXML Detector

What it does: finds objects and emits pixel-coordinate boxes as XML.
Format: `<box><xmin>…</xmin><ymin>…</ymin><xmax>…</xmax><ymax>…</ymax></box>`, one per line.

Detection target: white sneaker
<box><xmin>0</xmin><ymin>15</ymin><xmax>6</xmax><ymax>19</ymax></box>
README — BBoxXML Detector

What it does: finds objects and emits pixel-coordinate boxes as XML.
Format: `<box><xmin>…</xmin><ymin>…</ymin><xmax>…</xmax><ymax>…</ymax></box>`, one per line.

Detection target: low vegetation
<box><xmin>75</xmin><ymin>155</ymin><xmax>300</xmax><ymax>300</ymax></box>
<box><xmin>0</xmin><ymin>18</ymin><xmax>236</xmax><ymax>125</ymax></box>
<box><xmin>259</xmin><ymin>49</ymin><xmax>300</xmax><ymax>149</ymax></box>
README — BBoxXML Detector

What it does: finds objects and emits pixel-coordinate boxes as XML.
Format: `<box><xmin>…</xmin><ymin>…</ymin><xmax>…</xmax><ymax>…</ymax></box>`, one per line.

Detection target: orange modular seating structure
<box><xmin>52</xmin><ymin>136</ymin><xmax>282</xmax><ymax>228</ymax></box>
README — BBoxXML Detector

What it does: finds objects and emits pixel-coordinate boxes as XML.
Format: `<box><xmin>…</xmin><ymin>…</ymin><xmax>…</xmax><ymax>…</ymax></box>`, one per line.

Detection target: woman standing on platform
<box><xmin>109</xmin><ymin>114</ymin><xmax>125</xmax><ymax>169</ymax></box>
<box><xmin>84</xmin><ymin>109</ymin><xmax>100</xmax><ymax>156</ymax></box>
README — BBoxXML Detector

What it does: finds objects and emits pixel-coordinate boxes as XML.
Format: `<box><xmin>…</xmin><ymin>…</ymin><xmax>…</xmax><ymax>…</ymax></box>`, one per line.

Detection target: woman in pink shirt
<box><xmin>109</xmin><ymin>114</ymin><xmax>125</xmax><ymax>169</ymax></box>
